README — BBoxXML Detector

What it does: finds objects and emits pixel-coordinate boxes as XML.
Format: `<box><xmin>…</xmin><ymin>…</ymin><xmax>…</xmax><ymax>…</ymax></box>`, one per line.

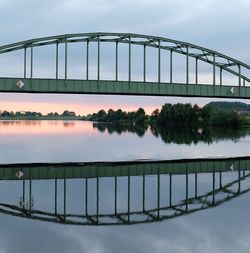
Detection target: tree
<box><xmin>97</xmin><ymin>110</ymin><xmax>107</xmax><ymax>122</ymax></box>
<box><xmin>62</xmin><ymin>110</ymin><xmax>76</xmax><ymax>116</ymax></box>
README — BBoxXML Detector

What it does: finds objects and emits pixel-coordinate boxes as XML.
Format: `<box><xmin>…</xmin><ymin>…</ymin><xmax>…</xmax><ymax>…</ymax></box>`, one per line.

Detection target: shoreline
<box><xmin>0</xmin><ymin>117</ymin><xmax>250</xmax><ymax>127</ymax></box>
<box><xmin>0</xmin><ymin>116</ymin><xmax>82</xmax><ymax>121</ymax></box>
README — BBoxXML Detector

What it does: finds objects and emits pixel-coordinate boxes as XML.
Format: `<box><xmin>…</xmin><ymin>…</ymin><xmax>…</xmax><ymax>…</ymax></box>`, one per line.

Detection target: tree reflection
<box><xmin>93</xmin><ymin>122</ymin><xmax>249</xmax><ymax>145</ymax></box>
<box><xmin>93</xmin><ymin>122</ymin><xmax>148</xmax><ymax>137</ymax></box>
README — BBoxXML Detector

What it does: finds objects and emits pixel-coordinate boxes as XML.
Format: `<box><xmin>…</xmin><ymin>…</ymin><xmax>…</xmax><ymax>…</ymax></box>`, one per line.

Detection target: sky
<box><xmin>0</xmin><ymin>0</ymin><xmax>250</xmax><ymax>115</ymax></box>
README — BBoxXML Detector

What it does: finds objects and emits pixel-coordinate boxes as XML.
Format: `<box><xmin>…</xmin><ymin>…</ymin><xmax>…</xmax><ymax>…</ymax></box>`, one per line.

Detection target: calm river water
<box><xmin>0</xmin><ymin>120</ymin><xmax>250</xmax><ymax>253</ymax></box>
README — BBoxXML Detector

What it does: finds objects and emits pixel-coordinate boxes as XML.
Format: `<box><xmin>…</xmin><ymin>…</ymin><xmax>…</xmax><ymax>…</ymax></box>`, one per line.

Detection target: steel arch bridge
<box><xmin>0</xmin><ymin>156</ymin><xmax>250</xmax><ymax>225</ymax></box>
<box><xmin>0</xmin><ymin>32</ymin><xmax>250</xmax><ymax>98</ymax></box>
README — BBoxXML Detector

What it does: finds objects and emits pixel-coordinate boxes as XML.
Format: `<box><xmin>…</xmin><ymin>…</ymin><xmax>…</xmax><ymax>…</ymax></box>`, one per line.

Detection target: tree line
<box><xmin>0</xmin><ymin>102</ymin><xmax>245</xmax><ymax>126</ymax></box>
<box><xmin>88</xmin><ymin>103</ymin><xmax>241</xmax><ymax>127</ymax></box>
<box><xmin>0</xmin><ymin>110</ymin><xmax>76</xmax><ymax>118</ymax></box>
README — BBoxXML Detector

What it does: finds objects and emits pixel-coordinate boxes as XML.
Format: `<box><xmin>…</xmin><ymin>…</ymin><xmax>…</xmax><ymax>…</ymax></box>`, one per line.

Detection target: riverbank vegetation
<box><xmin>88</xmin><ymin>103</ymin><xmax>243</xmax><ymax>127</ymax></box>
<box><xmin>0</xmin><ymin>102</ymin><xmax>249</xmax><ymax>127</ymax></box>
<box><xmin>0</xmin><ymin>110</ymin><xmax>81</xmax><ymax>120</ymax></box>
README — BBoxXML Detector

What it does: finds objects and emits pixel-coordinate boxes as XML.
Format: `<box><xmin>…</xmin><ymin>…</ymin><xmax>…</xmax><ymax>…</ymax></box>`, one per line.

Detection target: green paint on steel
<box><xmin>1</xmin><ymin>77</ymin><xmax>250</xmax><ymax>98</ymax></box>
<box><xmin>1</xmin><ymin>156</ymin><xmax>249</xmax><ymax>180</ymax></box>
<box><xmin>0</xmin><ymin>33</ymin><xmax>250</xmax><ymax>98</ymax></box>
<box><xmin>0</xmin><ymin>33</ymin><xmax>249</xmax><ymax>82</ymax></box>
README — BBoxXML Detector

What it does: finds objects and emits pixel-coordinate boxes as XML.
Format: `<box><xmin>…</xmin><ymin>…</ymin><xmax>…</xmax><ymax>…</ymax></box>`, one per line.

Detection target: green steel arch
<box><xmin>0</xmin><ymin>32</ymin><xmax>250</xmax><ymax>98</ymax></box>
<box><xmin>0</xmin><ymin>156</ymin><xmax>249</xmax><ymax>225</ymax></box>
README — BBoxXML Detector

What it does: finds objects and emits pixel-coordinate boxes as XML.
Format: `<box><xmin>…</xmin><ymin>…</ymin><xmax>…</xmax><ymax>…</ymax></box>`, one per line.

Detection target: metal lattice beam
<box><xmin>0</xmin><ymin>33</ymin><xmax>249</xmax><ymax>84</ymax></box>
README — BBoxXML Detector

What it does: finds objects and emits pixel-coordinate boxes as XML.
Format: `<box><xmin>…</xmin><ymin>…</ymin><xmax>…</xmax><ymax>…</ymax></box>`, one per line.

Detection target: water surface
<box><xmin>0</xmin><ymin>120</ymin><xmax>250</xmax><ymax>163</ymax></box>
<box><xmin>0</xmin><ymin>120</ymin><xmax>250</xmax><ymax>253</ymax></box>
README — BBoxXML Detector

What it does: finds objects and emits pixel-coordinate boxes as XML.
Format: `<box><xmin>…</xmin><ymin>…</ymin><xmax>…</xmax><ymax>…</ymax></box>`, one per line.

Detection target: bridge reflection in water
<box><xmin>0</xmin><ymin>157</ymin><xmax>249</xmax><ymax>225</ymax></box>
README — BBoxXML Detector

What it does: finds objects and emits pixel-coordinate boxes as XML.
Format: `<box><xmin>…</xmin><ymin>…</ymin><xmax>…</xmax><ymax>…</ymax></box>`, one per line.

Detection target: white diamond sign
<box><xmin>16</xmin><ymin>80</ymin><xmax>24</xmax><ymax>88</ymax></box>
<box><xmin>15</xmin><ymin>170</ymin><xmax>24</xmax><ymax>179</ymax></box>
<box><xmin>230</xmin><ymin>87</ymin><xmax>235</xmax><ymax>94</ymax></box>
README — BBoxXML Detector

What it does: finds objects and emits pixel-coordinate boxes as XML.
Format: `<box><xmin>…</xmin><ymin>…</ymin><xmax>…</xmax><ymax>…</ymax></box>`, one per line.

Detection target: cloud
<box><xmin>0</xmin><ymin>0</ymin><xmax>250</xmax><ymax>110</ymax></box>
<box><xmin>0</xmin><ymin>215</ymin><xmax>82</xmax><ymax>253</ymax></box>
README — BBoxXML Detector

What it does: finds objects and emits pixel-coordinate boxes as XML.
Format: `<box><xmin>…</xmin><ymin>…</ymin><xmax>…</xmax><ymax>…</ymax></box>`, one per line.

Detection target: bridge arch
<box><xmin>0</xmin><ymin>157</ymin><xmax>249</xmax><ymax>225</ymax></box>
<box><xmin>0</xmin><ymin>32</ymin><xmax>250</xmax><ymax>98</ymax></box>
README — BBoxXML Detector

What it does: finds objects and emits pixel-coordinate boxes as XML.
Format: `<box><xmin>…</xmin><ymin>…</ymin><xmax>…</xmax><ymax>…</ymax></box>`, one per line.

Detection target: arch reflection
<box><xmin>0</xmin><ymin>156</ymin><xmax>249</xmax><ymax>225</ymax></box>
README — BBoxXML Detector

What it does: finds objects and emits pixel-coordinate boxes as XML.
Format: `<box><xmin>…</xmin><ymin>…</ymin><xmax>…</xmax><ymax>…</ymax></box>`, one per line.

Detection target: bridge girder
<box><xmin>0</xmin><ymin>170</ymin><xmax>248</xmax><ymax>226</ymax></box>
<box><xmin>0</xmin><ymin>32</ymin><xmax>249</xmax><ymax>84</ymax></box>
<box><xmin>0</xmin><ymin>32</ymin><xmax>250</xmax><ymax>96</ymax></box>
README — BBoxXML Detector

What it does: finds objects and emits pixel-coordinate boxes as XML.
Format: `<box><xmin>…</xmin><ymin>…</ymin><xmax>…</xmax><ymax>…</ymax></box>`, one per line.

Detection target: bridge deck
<box><xmin>0</xmin><ymin>157</ymin><xmax>249</xmax><ymax>180</ymax></box>
<box><xmin>1</xmin><ymin>77</ymin><xmax>250</xmax><ymax>98</ymax></box>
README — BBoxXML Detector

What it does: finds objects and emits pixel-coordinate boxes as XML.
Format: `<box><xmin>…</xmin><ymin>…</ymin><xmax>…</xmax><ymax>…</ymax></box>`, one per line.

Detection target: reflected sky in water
<box><xmin>0</xmin><ymin>170</ymin><xmax>249</xmax><ymax>253</ymax></box>
<box><xmin>0</xmin><ymin>121</ymin><xmax>250</xmax><ymax>252</ymax></box>
<box><xmin>0</xmin><ymin>199</ymin><xmax>249</xmax><ymax>253</ymax></box>
<box><xmin>0</xmin><ymin>120</ymin><xmax>250</xmax><ymax>163</ymax></box>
